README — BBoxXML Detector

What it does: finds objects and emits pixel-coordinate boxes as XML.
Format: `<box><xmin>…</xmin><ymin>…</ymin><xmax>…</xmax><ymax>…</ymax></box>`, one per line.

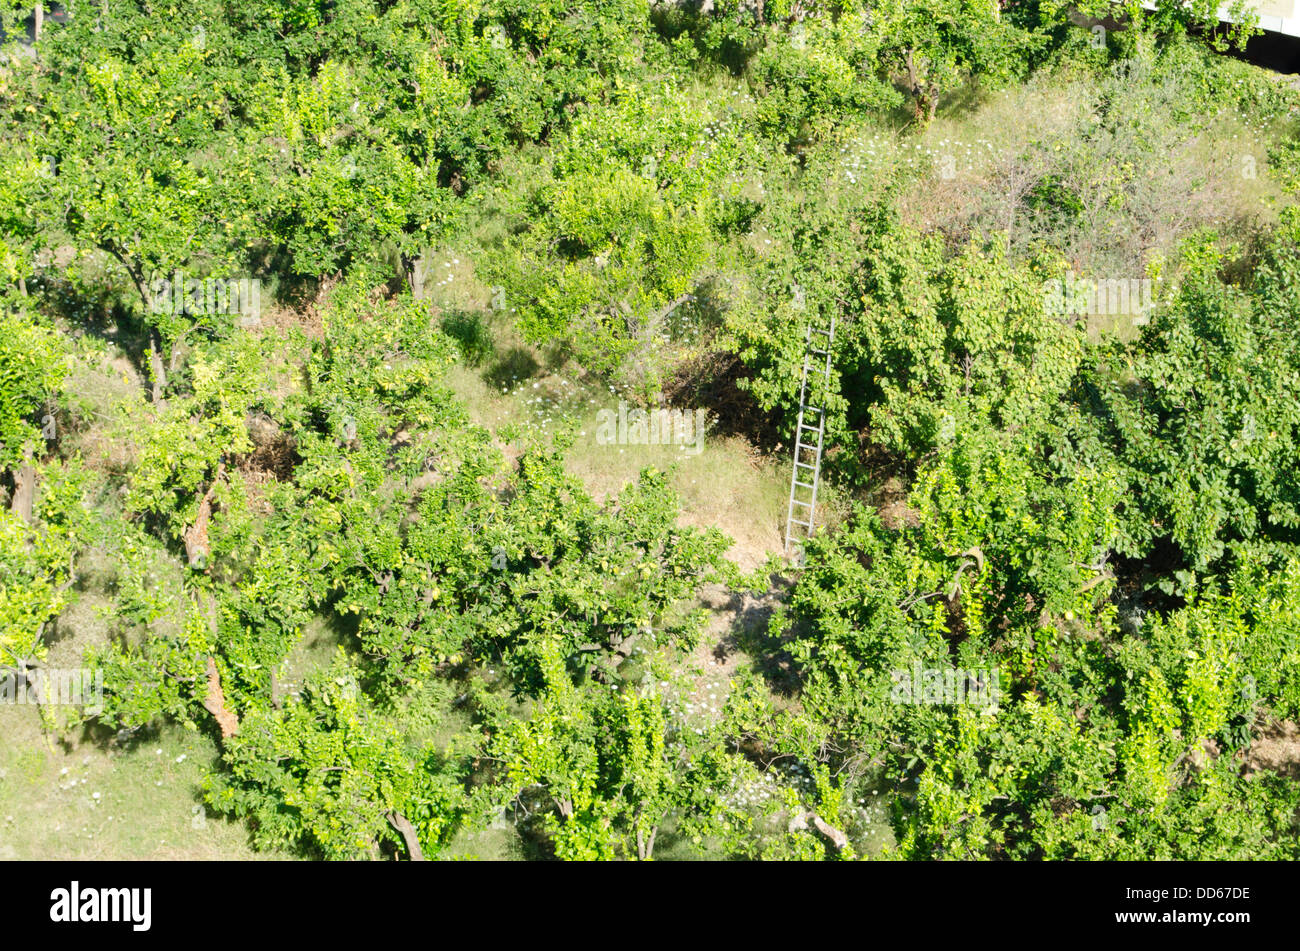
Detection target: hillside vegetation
<box><xmin>2</xmin><ymin>0</ymin><xmax>1299</xmax><ymax>859</ymax></box>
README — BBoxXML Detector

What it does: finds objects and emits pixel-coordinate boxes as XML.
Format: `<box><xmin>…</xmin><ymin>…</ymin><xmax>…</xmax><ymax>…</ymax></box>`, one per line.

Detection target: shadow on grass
<box><xmin>709</xmin><ymin>574</ymin><xmax>803</xmax><ymax>699</ymax></box>
<box><xmin>484</xmin><ymin>346</ymin><xmax>542</xmax><ymax>390</ymax></box>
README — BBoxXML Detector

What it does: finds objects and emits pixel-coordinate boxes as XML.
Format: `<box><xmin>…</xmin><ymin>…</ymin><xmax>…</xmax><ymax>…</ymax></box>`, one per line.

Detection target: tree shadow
<box><xmin>440</xmin><ymin>309</ymin><xmax>496</xmax><ymax>368</ymax></box>
<box><xmin>708</xmin><ymin>575</ymin><xmax>803</xmax><ymax>698</ymax></box>
<box><xmin>663</xmin><ymin>349</ymin><xmax>783</xmax><ymax>453</ymax></box>
<box><xmin>483</xmin><ymin>347</ymin><xmax>542</xmax><ymax>390</ymax></box>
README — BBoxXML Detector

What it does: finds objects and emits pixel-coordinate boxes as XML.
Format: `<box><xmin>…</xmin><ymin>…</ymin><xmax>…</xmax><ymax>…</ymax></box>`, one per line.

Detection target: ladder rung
<box><xmin>795</xmin><ymin>460</ymin><xmax>816</xmax><ymax>469</ymax></box>
<box><xmin>790</xmin><ymin>499</ymin><xmax>812</xmax><ymax>508</ymax></box>
<box><xmin>788</xmin><ymin>519</ymin><xmax>811</xmax><ymax>528</ymax></box>
<box><xmin>793</xmin><ymin>480</ymin><xmax>815</xmax><ymax>490</ymax></box>
<box><xmin>809</xmin><ymin>348</ymin><xmax>828</xmax><ymax>357</ymax></box>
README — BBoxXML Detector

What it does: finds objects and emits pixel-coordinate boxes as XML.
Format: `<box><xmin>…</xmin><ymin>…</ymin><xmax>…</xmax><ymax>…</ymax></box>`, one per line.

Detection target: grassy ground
<box><xmin>437</xmin><ymin>249</ymin><xmax>793</xmax><ymax>574</ymax></box>
<box><xmin>0</xmin><ymin>704</ymin><xmax>287</xmax><ymax>860</ymax></box>
<box><xmin>447</xmin><ymin>356</ymin><xmax>791</xmax><ymax>573</ymax></box>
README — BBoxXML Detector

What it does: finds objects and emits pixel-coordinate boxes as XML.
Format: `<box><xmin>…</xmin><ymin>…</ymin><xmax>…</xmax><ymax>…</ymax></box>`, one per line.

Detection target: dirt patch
<box><xmin>1245</xmin><ymin>718</ymin><xmax>1300</xmax><ymax>780</ymax></box>
<box><xmin>673</xmin><ymin>583</ymin><xmax>782</xmax><ymax>728</ymax></box>
<box><xmin>874</xmin><ymin>475</ymin><xmax>920</xmax><ymax>530</ymax></box>
<box><xmin>63</xmin><ymin>353</ymin><xmax>149</xmax><ymax>475</ymax></box>
<box><xmin>252</xmin><ymin>300</ymin><xmax>325</xmax><ymax>340</ymax></box>
<box><xmin>42</xmin><ymin>590</ymin><xmax>115</xmax><ymax>667</ymax></box>
<box><xmin>700</xmin><ymin>583</ymin><xmax>780</xmax><ymax>662</ymax></box>
<box><xmin>680</xmin><ymin>581</ymin><xmax>802</xmax><ymax>709</ymax></box>
<box><xmin>239</xmin><ymin>412</ymin><xmax>299</xmax><ymax>483</ymax></box>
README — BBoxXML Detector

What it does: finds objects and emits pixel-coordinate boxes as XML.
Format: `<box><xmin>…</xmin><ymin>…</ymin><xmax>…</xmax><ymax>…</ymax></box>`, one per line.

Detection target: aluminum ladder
<box><xmin>783</xmin><ymin>314</ymin><xmax>835</xmax><ymax>557</ymax></box>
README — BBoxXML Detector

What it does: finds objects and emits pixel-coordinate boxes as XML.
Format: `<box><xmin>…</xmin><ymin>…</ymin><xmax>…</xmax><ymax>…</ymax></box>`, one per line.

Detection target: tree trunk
<box><xmin>11</xmin><ymin>447</ymin><xmax>35</xmax><ymax>524</ymax></box>
<box><xmin>404</xmin><ymin>252</ymin><xmax>428</xmax><ymax>300</ymax></box>
<box><xmin>905</xmin><ymin>49</ymin><xmax>922</xmax><ymax>111</ymax></box>
<box><xmin>33</xmin><ymin>5</ymin><xmax>42</xmax><ymax>43</ymax></box>
<box><xmin>148</xmin><ymin>329</ymin><xmax>167</xmax><ymax>404</ymax></box>
<box><xmin>387</xmin><ymin>812</ymin><xmax>427</xmax><ymax>861</ymax></box>
<box><xmin>636</xmin><ymin>824</ymin><xmax>658</xmax><ymax>861</ymax></box>
<box><xmin>98</xmin><ymin>243</ymin><xmax>165</xmax><ymax>404</ymax></box>
<box><xmin>812</xmin><ymin>815</ymin><xmax>849</xmax><ymax>852</ymax></box>
<box><xmin>183</xmin><ymin>462</ymin><xmax>224</xmax><ymax>569</ymax></box>
<box><xmin>168</xmin><ymin>327</ymin><xmax>193</xmax><ymax>377</ymax></box>
<box><xmin>202</xmin><ymin>655</ymin><xmax>239</xmax><ymax>739</ymax></box>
